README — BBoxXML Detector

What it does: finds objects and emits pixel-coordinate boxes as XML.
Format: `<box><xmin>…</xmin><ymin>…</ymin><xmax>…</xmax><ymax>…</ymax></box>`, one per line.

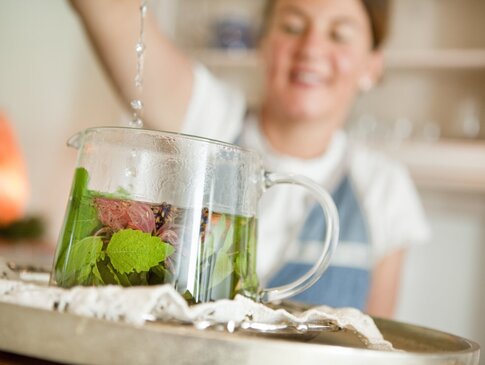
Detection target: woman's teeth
<box><xmin>293</xmin><ymin>71</ymin><xmax>322</xmax><ymax>85</ymax></box>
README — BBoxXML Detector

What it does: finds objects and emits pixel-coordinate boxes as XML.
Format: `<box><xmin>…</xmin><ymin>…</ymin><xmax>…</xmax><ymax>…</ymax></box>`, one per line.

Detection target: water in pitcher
<box><xmin>53</xmin><ymin>168</ymin><xmax>260</xmax><ymax>303</ymax></box>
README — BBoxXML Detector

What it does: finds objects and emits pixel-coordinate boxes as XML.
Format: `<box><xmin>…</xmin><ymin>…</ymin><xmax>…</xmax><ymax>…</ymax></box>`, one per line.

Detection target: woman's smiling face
<box><xmin>260</xmin><ymin>0</ymin><xmax>382</xmax><ymax>124</ymax></box>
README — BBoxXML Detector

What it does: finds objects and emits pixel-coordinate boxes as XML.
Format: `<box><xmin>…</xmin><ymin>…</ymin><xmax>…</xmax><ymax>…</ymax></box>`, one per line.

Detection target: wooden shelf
<box><xmin>190</xmin><ymin>48</ymin><xmax>485</xmax><ymax>70</ymax></box>
<box><xmin>189</xmin><ymin>47</ymin><xmax>485</xmax><ymax>193</ymax></box>
<box><xmin>373</xmin><ymin>140</ymin><xmax>485</xmax><ymax>192</ymax></box>
<box><xmin>385</xmin><ymin>49</ymin><xmax>485</xmax><ymax>69</ymax></box>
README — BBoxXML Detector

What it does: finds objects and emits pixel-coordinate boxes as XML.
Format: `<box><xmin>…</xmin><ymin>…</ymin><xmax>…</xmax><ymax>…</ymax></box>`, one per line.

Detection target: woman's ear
<box><xmin>359</xmin><ymin>50</ymin><xmax>384</xmax><ymax>92</ymax></box>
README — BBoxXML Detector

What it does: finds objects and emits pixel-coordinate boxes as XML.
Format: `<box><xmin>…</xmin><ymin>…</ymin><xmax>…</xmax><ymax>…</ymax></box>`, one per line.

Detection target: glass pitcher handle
<box><xmin>259</xmin><ymin>171</ymin><xmax>339</xmax><ymax>303</ymax></box>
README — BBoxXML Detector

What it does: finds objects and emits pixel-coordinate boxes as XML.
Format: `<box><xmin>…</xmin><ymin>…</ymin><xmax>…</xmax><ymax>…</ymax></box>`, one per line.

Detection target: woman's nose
<box><xmin>296</xmin><ymin>27</ymin><xmax>330</xmax><ymax>61</ymax></box>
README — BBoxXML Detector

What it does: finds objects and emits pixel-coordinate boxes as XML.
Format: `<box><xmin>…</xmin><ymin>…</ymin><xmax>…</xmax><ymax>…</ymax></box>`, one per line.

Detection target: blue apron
<box><xmin>267</xmin><ymin>174</ymin><xmax>371</xmax><ymax>309</ymax></box>
<box><xmin>233</xmin><ymin>128</ymin><xmax>371</xmax><ymax>309</ymax></box>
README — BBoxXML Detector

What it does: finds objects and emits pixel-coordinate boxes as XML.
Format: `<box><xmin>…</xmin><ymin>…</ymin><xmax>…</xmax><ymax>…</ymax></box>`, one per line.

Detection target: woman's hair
<box><xmin>261</xmin><ymin>0</ymin><xmax>391</xmax><ymax>50</ymax></box>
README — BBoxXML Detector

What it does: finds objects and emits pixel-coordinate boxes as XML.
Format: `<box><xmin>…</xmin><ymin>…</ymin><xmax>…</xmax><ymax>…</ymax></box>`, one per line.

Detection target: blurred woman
<box><xmin>69</xmin><ymin>0</ymin><xmax>429</xmax><ymax>317</ymax></box>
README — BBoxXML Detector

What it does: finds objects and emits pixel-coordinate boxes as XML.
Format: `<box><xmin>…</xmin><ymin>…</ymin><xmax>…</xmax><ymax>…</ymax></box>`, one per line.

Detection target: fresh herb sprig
<box><xmin>55</xmin><ymin>168</ymin><xmax>176</xmax><ymax>288</ymax></box>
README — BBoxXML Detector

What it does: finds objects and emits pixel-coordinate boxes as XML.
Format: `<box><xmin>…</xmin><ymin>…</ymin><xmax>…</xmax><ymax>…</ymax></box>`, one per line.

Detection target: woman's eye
<box><xmin>331</xmin><ymin>24</ymin><xmax>355</xmax><ymax>44</ymax></box>
<box><xmin>279</xmin><ymin>21</ymin><xmax>305</xmax><ymax>35</ymax></box>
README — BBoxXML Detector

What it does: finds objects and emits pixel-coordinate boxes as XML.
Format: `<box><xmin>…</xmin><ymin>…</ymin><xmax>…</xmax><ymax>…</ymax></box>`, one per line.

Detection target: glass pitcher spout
<box><xmin>67</xmin><ymin>131</ymin><xmax>83</xmax><ymax>149</ymax></box>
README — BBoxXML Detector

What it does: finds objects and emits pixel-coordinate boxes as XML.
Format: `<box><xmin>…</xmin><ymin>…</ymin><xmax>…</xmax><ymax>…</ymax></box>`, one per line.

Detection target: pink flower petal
<box><xmin>127</xmin><ymin>201</ymin><xmax>156</xmax><ymax>233</ymax></box>
<box><xmin>95</xmin><ymin>197</ymin><xmax>130</xmax><ymax>231</ymax></box>
<box><xmin>158</xmin><ymin>229</ymin><xmax>179</xmax><ymax>246</ymax></box>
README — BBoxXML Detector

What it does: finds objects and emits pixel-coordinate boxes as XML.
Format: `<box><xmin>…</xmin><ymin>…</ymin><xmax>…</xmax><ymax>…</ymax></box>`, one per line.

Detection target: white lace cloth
<box><xmin>0</xmin><ymin>260</ymin><xmax>393</xmax><ymax>351</ymax></box>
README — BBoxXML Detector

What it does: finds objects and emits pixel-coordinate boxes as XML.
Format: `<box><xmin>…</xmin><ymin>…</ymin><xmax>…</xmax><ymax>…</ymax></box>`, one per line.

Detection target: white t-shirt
<box><xmin>182</xmin><ymin>64</ymin><xmax>430</xmax><ymax>281</ymax></box>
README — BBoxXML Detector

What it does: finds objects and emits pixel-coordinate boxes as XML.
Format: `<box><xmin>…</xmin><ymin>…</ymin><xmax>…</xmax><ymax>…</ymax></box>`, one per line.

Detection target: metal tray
<box><xmin>0</xmin><ymin>301</ymin><xmax>480</xmax><ymax>365</ymax></box>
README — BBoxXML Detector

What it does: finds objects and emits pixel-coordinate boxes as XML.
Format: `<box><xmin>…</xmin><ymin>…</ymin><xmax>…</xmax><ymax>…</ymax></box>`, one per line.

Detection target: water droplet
<box><xmin>135</xmin><ymin>41</ymin><xmax>145</xmax><ymax>56</ymax></box>
<box><xmin>135</xmin><ymin>74</ymin><xmax>143</xmax><ymax>89</ymax></box>
<box><xmin>130</xmin><ymin>149</ymin><xmax>138</xmax><ymax>158</ymax></box>
<box><xmin>126</xmin><ymin>0</ymin><xmax>148</xmax><ymax>129</ymax></box>
<box><xmin>129</xmin><ymin>117</ymin><xmax>143</xmax><ymax>128</ymax></box>
<box><xmin>125</xmin><ymin>167</ymin><xmax>137</xmax><ymax>177</ymax></box>
<box><xmin>140</xmin><ymin>2</ymin><xmax>148</xmax><ymax>17</ymax></box>
<box><xmin>131</xmin><ymin>99</ymin><xmax>144</xmax><ymax>110</ymax></box>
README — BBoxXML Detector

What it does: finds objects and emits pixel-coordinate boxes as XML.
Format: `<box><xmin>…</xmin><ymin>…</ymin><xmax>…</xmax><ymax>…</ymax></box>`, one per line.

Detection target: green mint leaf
<box><xmin>149</xmin><ymin>265</ymin><xmax>171</xmax><ymax>285</ymax></box>
<box><xmin>63</xmin><ymin>236</ymin><xmax>103</xmax><ymax>284</ymax></box>
<box><xmin>111</xmin><ymin>264</ymin><xmax>132</xmax><ymax>286</ymax></box>
<box><xmin>94</xmin><ymin>260</ymin><xmax>120</xmax><ymax>285</ymax></box>
<box><xmin>221</xmin><ymin>224</ymin><xmax>234</xmax><ymax>253</ymax></box>
<box><xmin>90</xmin><ymin>186</ymin><xmax>131</xmax><ymax>200</ymax></box>
<box><xmin>106</xmin><ymin>229</ymin><xmax>175</xmax><ymax>274</ymax></box>
<box><xmin>56</xmin><ymin>167</ymin><xmax>89</xmax><ymax>273</ymax></box>
<box><xmin>211</xmin><ymin>252</ymin><xmax>234</xmax><ymax>288</ymax></box>
<box><xmin>116</xmin><ymin>186</ymin><xmax>131</xmax><ymax>199</ymax></box>
<box><xmin>55</xmin><ymin>168</ymin><xmax>101</xmax><ymax>276</ymax></box>
<box><xmin>98</xmin><ymin>251</ymin><xmax>106</xmax><ymax>261</ymax></box>
<box><xmin>209</xmin><ymin>218</ymin><xmax>236</xmax><ymax>288</ymax></box>
<box><xmin>92</xmin><ymin>265</ymin><xmax>105</xmax><ymax>285</ymax></box>
<box><xmin>77</xmin><ymin>192</ymin><xmax>101</xmax><ymax>238</ymax></box>
<box><xmin>94</xmin><ymin>260</ymin><xmax>116</xmax><ymax>285</ymax></box>
<box><xmin>182</xmin><ymin>290</ymin><xmax>196</xmax><ymax>305</ymax></box>
<box><xmin>127</xmin><ymin>271</ymin><xmax>148</xmax><ymax>286</ymax></box>
<box><xmin>234</xmin><ymin>253</ymin><xmax>246</xmax><ymax>277</ymax></box>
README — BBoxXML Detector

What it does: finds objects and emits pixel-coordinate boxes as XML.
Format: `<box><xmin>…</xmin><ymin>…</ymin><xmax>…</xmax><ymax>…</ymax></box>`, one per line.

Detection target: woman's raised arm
<box><xmin>70</xmin><ymin>0</ymin><xmax>194</xmax><ymax>131</ymax></box>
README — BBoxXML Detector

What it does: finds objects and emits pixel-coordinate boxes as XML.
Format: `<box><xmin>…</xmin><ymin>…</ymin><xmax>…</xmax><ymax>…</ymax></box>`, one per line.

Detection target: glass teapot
<box><xmin>51</xmin><ymin>127</ymin><xmax>339</xmax><ymax>303</ymax></box>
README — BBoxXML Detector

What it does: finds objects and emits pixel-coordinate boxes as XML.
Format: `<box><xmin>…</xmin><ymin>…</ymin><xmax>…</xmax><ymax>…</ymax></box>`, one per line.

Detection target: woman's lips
<box><xmin>290</xmin><ymin>69</ymin><xmax>330</xmax><ymax>87</ymax></box>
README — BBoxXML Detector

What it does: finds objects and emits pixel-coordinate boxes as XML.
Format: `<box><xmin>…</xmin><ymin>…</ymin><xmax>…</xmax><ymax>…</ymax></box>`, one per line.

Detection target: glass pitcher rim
<box><xmin>74</xmin><ymin>126</ymin><xmax>258</xmax><ymax>155</ymax></box>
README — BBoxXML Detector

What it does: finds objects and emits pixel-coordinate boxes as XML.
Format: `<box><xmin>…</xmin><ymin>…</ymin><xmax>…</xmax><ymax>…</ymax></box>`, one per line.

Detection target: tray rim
<box><xmin>0</xmin><ymin>301</ymin><xmax>480</xmax><ymax>365</ymax></box>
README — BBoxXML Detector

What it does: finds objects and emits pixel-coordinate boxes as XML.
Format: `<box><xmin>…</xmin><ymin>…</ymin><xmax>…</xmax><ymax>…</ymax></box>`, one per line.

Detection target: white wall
<box><xmin>0</xmin><ymin>0</ymin><xmax>124</xmax><ymax>240</ymax></box>
<box><xmin>397</xmin><ymin>190</ymin><xmax>485</xmax><ymax>358</ymax></box>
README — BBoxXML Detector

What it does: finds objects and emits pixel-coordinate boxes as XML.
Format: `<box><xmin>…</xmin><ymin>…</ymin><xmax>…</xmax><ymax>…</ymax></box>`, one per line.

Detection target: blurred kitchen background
<box><xmin>0</xmin><ymin>0</ymin><xmax>484</xmax><ymax>358</ymax></box>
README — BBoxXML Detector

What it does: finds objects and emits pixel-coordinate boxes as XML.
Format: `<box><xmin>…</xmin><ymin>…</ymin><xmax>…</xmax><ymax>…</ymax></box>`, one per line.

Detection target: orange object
<box><xmin>0</xmin><ymin>112</ymin><xmax>29</xmax><ymax>226</ymax></box>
